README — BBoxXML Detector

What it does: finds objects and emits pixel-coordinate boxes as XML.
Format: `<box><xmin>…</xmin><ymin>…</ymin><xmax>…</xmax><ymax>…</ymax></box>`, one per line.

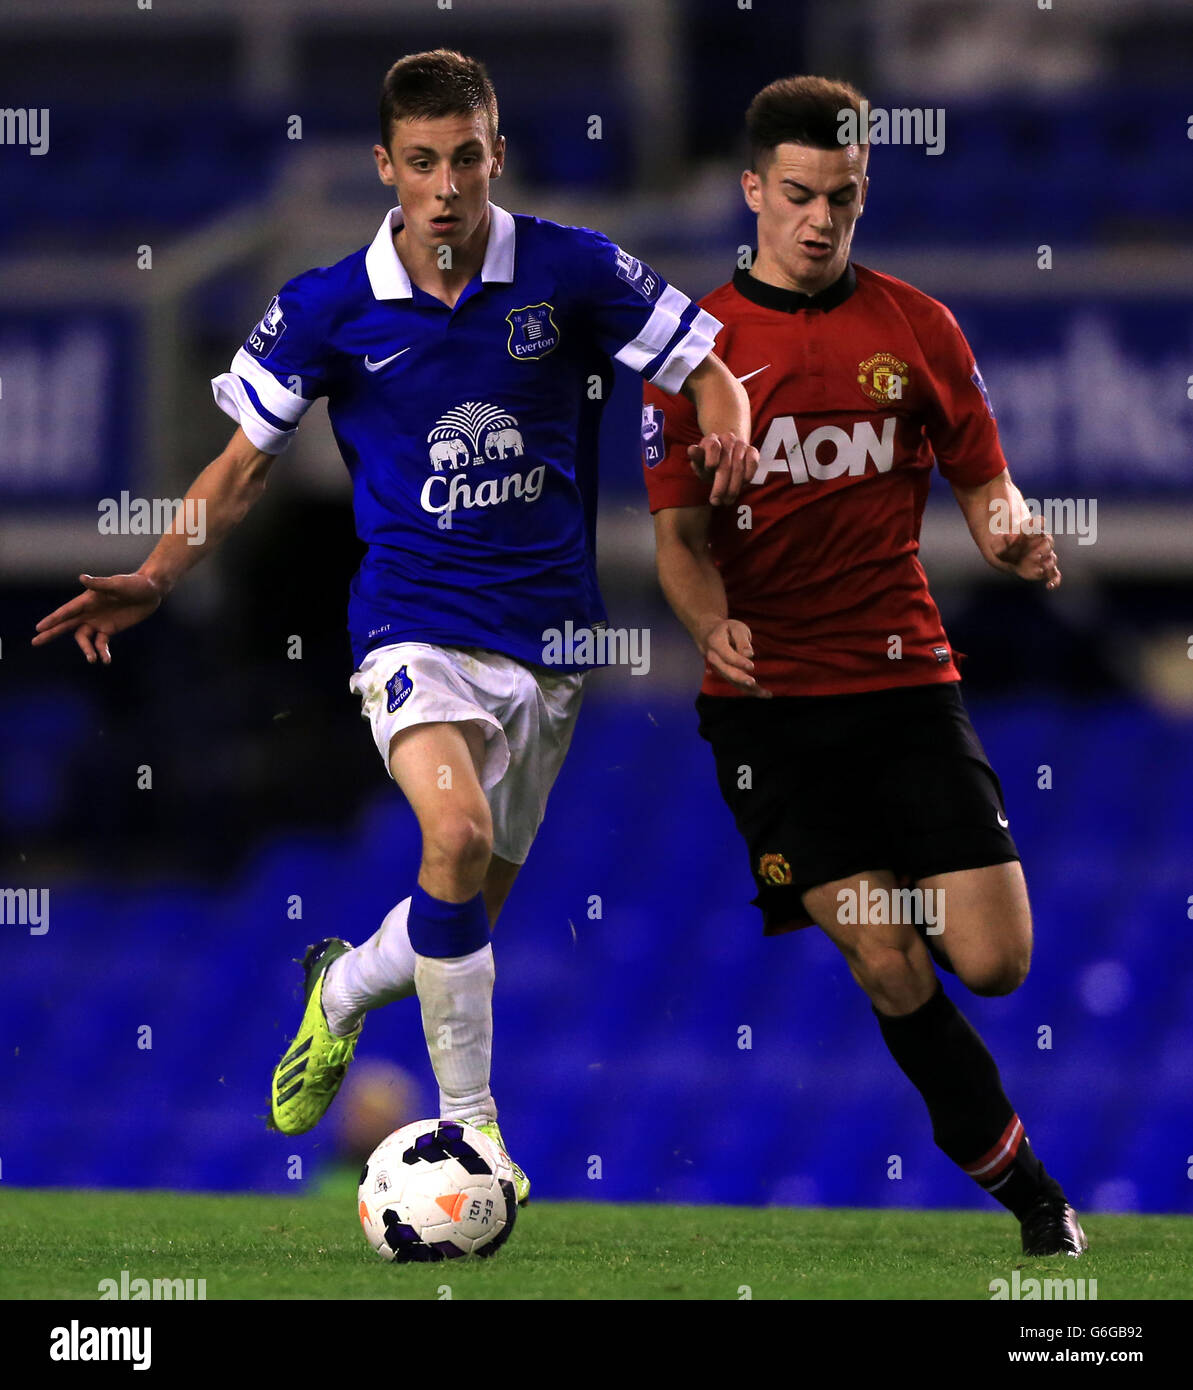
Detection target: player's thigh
<box><xmin>388</xmin><ymin>719</ymin><xmax>494</xmax><ymax>853</ymax></box>
<box><xmin>486</xmin><ymin>666</ymin><xmax>584</xmax><ymax>867</ymax></box>
<box><xmin>915</xmin><ymin>861</ymin><xmax>1032</xmax><ymax>996</ymax></box>
<box><xmin>802</xmin><ymin>869</ymin><xmax>937</xmax><ymax>1014</ymax></box>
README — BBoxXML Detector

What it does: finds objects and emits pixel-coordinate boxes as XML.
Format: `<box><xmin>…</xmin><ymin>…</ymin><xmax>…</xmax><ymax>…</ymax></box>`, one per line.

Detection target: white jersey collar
<box><xmin>365</xmin><ymin>202</ymin><xmax>516</xmax><ymax>300</ymax></box>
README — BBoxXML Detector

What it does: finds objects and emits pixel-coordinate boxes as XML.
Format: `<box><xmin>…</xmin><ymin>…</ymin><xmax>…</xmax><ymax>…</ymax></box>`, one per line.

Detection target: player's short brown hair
<box><xmin>746</xmin><ymin>75</ymin><xmax>867</xmax><ymax>171</ymax></box>
<box><xmin>379</xmin><ymin>49</ymin><xmax>499</xmax><ymax>153</ymax></box>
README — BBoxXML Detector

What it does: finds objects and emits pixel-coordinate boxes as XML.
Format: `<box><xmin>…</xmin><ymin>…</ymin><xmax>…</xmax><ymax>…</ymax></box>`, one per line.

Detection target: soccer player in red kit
<box><xmin>644</xmin><ymin>75</ymin><xmax>1086</xmax><ymax>1256</ymax></box>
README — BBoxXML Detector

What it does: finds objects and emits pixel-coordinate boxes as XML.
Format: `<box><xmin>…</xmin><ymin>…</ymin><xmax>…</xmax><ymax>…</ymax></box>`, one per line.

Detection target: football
<box><xmin>357</xmin><ymin>1118</ymin><xmax>518</xmax><ymax>1262</ymax></box>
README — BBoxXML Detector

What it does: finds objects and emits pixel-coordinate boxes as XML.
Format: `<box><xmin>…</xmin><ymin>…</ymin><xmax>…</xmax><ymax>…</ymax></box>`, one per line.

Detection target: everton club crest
<box><xmin>506</xmin><ymin>302</ymin><xmax>559</xmax><ymax>360</ymax></box>
<box><xmin>386</xmin><ymin>665</ymin><xmax>413</xmax><ymax>713</ymax></box>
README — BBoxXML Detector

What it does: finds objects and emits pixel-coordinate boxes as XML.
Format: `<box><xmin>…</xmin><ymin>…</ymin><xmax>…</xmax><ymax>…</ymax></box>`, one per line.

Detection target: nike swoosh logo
<box><xmin>997</xmin><ymin>813</ymin><xmax>1009</xmax><ymax>828</ymax></box>
<box><xmin>364</xmin><ymin>346</ymin><xmax>413</xmax><ymax>372</ymax></box>
<box><xmin>736</xmin><ymin>364</ymin><xmax>771</xmax><ymax>384</ymax></box>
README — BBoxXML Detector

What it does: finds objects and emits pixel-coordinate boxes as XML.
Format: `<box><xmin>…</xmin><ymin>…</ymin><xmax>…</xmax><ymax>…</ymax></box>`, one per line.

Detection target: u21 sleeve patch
<box><xmin>641</xmin><ymin>404</ymin><xmax>665</xmax><ymax>467</ymax></box>
<box><xmin>614</xmin><ymin>246</ymin><xmax>661</xmax><ymax>301</ymax></box>
<box><xmin>246</xmin><ymin>295</ymin><xmax>287</xmax><ymax>359</ymax></box>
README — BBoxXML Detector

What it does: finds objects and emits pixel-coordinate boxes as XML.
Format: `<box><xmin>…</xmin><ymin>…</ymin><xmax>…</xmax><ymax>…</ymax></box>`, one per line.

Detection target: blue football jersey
<box><xmin>211</xmin><ymin>203</ymin><xmax>721</xmax><ymax>670</ymax></box>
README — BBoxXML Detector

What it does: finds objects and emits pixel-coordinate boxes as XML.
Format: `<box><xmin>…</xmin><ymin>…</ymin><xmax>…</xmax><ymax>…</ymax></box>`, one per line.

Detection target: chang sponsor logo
<box><xmin>421</xmin><ymin>400</ymin><xmax>544</xmax><ymax>515</ymax></box>
<box><xmin>421</xmin><ymin>467</ymin><xmax>546</xmax><ymax>515</ymax></box>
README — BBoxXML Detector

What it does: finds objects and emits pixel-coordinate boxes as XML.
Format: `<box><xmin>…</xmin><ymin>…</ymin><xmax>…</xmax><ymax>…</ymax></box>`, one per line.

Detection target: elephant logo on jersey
<box><xmin>484</xmin><ymin>427</ymin><xmax>524</xmax><ymax>460</ymax></box>
<box><xmin>386</xmin><ymin>665</ymin><xmax>413</xmax><ymax>713</ymax></box>
<box><xmin>421</xmin><ymin>401</ymin><xmax>543</xmax><ymax>515</ymax></box>
<box><xmin>247</xmin><ymin>295</ymin><xmax>287</xmax><ymax>359</ymax></box>
<box><xmin>427</xmin><ymin>402</ymin><xmax>524</xmax><ymax>469</ymax></box>
<box><xmin>857</xmin><ymin>352</ymin><xmax>909</xmax><ymax>404</ymax></box>
<box><xmin>506</xmin><ymin>303</ymin><xmax>559</xmax><ymax>360</ymax></box>
<box><xmin>429</xmin><ymin>437</ymin><xmax>471</xmax><ymax>472</ymax></box>
<box><xmin>641</xmin><ymin>404</ymin><xmax>665</xmax><ymax>468</ymax></box>
<box><xmin>758</xmin><ymin>853</ymin><xmax>793</xmax><ymax>886</ymax></box>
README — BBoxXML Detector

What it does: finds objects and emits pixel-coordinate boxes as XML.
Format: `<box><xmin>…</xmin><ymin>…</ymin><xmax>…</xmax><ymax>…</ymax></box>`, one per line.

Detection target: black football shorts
<box><xmin>695</xmin><ymin>681</ymin><xmax>1020</xmax><ymax>934</ymax></box>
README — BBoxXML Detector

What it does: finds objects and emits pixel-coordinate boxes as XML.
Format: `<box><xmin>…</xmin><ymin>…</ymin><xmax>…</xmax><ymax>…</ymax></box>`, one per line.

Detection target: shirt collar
<box><xmin>365</xmin><ymin>202</ymin><xmax>517</xmax><ymax>300</ymax></box>
<box><xmin>732</xmin><ymin>260</ymin><xmax>857</xmax><ymax>313</ymax></box>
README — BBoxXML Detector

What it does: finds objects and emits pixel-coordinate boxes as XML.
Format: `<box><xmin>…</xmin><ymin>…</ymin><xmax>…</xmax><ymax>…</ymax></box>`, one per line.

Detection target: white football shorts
<box><xmin>349</xmin><ymin>642</ymin><xmax>585</xmax><ymax>865</ymax></box>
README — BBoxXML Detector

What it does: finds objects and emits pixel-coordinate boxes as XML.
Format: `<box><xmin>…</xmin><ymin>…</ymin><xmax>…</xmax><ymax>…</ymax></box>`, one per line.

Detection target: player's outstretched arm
<box><xmin>680</xmin><ymin>353</ymin><xmax>760</xmax><ymax>506</ymax></box>
<box><xmin>652</xmin><ymin>504</ymin><xmax>771</xmax><ymax>697</ymax></box>
<box><xmin>950</xmin><ymin>466</ymin><xmax>1061</xmax><ymax>591</ymax></box>
<box><xmin>33</xmin><ymin>426</ymin><xmax>276</xmax><ymax>664</ymax></box>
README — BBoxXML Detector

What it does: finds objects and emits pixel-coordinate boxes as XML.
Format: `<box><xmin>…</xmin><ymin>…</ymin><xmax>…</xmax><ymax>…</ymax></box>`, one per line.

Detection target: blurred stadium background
<box><xmin>1</xmin><ymin>0</ymin><xmax>1191</xmax><ymax>1215</ymax></box>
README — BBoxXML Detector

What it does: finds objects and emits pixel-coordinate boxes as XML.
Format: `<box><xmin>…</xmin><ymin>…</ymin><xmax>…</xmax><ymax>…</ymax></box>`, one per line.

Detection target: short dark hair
<box><xmin>378</xmin><ymin>49</ymin><xmax>499</xmax><ymax>152</ymax></box>
<box><xmin>745</xmin><ymin>75</ymin><xmax>866</xmax><ymax>170</ymax></box>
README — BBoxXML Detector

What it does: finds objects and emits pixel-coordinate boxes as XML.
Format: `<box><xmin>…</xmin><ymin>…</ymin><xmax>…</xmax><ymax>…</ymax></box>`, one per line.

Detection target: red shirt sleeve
<box><xmin>641</xmin><ymin>377</ymin><xmax>712</xmax><ymax>512</ymax></box>
<box><xmin>922</xmin><ymin>303</ymin><xmax>1008</xmax><ymax>488</ymax></box>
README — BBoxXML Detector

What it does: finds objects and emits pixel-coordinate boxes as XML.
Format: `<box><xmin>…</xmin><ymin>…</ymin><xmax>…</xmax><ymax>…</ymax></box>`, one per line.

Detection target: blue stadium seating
<box><xmin>2</xmin><ymin>693</ymin><xmax>1189</xmax><ymax>1214</ymax></box>
<box><xmin>4</xmin><ymin>92</ymin><xmax>1191</xmax><ymax>251</ymax></box>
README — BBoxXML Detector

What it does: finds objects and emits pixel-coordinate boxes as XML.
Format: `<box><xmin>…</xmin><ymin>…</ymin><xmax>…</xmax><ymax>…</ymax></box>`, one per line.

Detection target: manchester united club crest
<box><xmin>506</xmin><ymin>302</ymin><xmax>559</xmax><ymax>360</ymax></box>
<box><xmin>758</xmin><ymin>852</ymin><xmax>793</xmax><ymax>886</ymax></box>
<box><xmin>857</xmin><ymin>352</ymin><xmax>909</xmax><ymax>404</ymax></box>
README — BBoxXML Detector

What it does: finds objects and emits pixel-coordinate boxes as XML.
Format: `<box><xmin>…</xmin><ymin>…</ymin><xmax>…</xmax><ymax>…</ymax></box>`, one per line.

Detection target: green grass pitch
<box><xmin>2</xmin><ymin>1188</ymin><xmax>1190</xmax><ymax>1300</ymax></box>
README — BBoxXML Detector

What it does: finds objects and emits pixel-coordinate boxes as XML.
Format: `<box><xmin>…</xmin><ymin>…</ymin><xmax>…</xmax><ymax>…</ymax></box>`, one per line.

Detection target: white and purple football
<box><xmin>357</xmin><ymin>1118</ymin><xmax>518</xmax><ymax>1262</ymax></box>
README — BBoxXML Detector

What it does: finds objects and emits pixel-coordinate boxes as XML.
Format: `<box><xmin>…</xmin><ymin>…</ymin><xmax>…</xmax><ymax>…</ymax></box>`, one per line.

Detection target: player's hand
<box><xmin>688</xmin><ymin>432</ymin><xmax>759</xmax><ymax>506</ymax></box>
<box><xmin>696</xmin><ymin>617</ymin><xmax>772</xmax><ymax>697</ymax></box>
<box><xmin>32</xmin><ymin>572</ymin><xmax>164</xmax><ymax>664</ymax></box>
<box><xmin>991</xmin><ymin>518</ymin><xmax>1061</xmax><ymax>591</ymax></box>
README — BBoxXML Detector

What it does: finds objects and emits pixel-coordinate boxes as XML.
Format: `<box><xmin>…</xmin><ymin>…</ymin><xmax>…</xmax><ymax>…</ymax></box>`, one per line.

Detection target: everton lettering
<box><xmin>420</xmin><ymin>464</ymin><xmax>546</xmax><ymax>515</ymax></box>
<box><xmin>751</xmin><ymin>415</ymin><xmax>896</xmax><ymax>485</ymax></box>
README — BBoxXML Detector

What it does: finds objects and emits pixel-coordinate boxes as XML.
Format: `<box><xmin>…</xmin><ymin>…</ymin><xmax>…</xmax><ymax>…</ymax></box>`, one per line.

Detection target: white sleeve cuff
<box><xmin>210</xmin><ymin>372</ymin><xmax>297</xmax><ymax>454</ymax></box>
<box><xmin>647</xmin><ymin>308</ymin><xmax>723</xmax><ymax>395</ymax></box>
<box><xmin>612</xmin><ymin>286</ymin><xmax>694</xmax><ymax>374</ymax></box>
<box><xmin>228</xmin><ymin>347</ymin><xmax>313</xmax><ymax>423</ymax></box>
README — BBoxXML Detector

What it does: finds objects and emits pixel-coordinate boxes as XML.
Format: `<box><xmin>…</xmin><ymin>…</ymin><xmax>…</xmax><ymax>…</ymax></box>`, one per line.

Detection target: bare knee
<box><xmin>846</xmin><ymin>939</ymin><xmax>937</xmax><ymax>1016</ymax></box>
<box><xmin>959</xmin><ymin>949</ymin><xmax>1030</xmax><ymax>997</ymax></box>
<box><xmin>423</xmin><ymin>813</ymin><xmax>492</xmax><ymax>878</ymax></box>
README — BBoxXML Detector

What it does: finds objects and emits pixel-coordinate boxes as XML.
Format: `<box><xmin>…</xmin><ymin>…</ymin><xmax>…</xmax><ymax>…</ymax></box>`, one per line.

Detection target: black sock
<box><xmin>873</xmin><ymin>981</ymin><xmax>1059</xmax><ymax>1220</ymax></box>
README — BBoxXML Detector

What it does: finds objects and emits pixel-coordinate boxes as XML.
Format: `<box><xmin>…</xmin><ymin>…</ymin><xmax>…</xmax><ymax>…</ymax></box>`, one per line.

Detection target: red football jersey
<box><xmin>643</xmin><ymin>262</ymin><xmax>1007</xmax><ymax>697</ymax></box>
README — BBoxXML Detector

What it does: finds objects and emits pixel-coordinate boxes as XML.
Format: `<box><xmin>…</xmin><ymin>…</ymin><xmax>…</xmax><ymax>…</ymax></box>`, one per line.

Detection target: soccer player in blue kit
<box><xmin>34</xmin><ymin>50</ymin><xmax>758</xmax><ymax>1204</ymax></box>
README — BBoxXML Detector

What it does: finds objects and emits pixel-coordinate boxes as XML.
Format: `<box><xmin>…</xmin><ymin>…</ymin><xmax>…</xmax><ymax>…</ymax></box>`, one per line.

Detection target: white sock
<box><xmin>322</xmin><ymin>896</ymin><xmax>417</xmax><ymax>1038</ymax></box>
<box><xmin>415</xmin><ymin>945</ymin><xmax>496</xmax><ymax>1124</ymax></box>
